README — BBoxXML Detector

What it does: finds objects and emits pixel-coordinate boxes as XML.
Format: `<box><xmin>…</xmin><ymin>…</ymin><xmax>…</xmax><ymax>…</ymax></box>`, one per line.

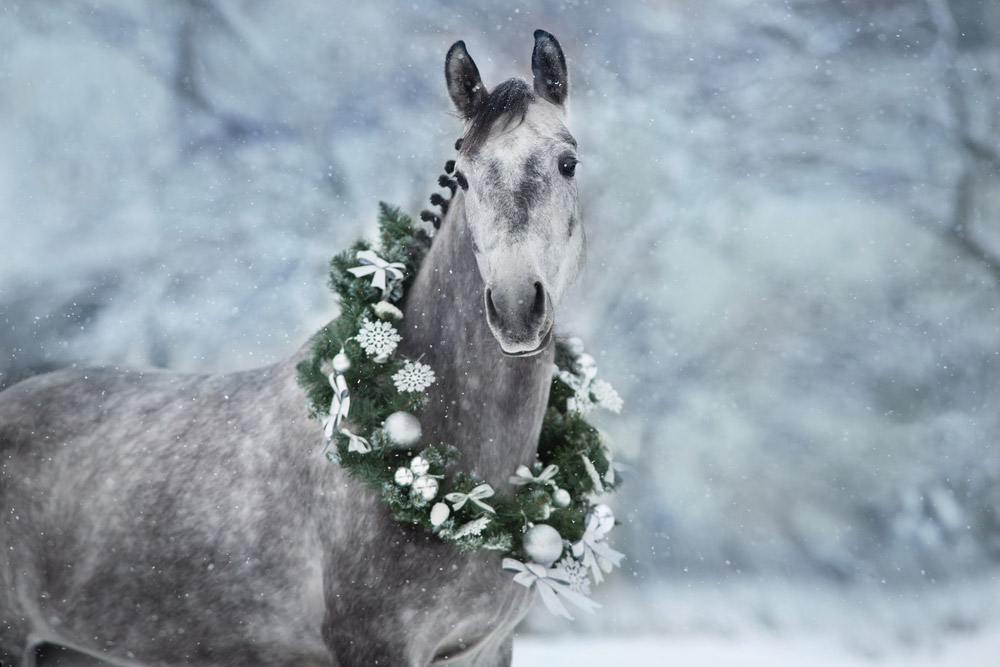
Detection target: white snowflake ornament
<box><xmin>392</xmin><ymin>361</ymin><xmax>436</xmax><ymax>393</ymax></box>
<box><xmin>556</xmin><ymin>555</ymin><xmax>592</xmax><ymax>596</ymax></box>
<box><xmin>356</xmin><ymin>318</ymin><xmax>401</xmax><ymax>360</ymax></box>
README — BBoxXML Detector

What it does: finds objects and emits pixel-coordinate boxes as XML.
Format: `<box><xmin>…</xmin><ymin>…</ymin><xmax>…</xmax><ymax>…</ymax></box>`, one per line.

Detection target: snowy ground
<box><xmin>513</xmin><ymin>628</ymin><xmax>1000</xmax><ymax>667</ymax></box>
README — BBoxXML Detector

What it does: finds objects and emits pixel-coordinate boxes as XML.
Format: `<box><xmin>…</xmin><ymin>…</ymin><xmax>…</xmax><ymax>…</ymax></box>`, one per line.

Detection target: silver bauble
<box><xmin>431</xmin><ymin>503</ymin><xmax>451</xmax><ymax>528</ymax></box>
<box><xmin>537</xmin><ymin>503</ymin><xmax>552</xmax><ymax>520</ymax></box>
<box><xmin>430</xmin><ymin>502</ymin><xmax>450</xmax><ymax>526</ymax></box>
<box><xmin>412</xmin><ymin>476</ymin><xmax>439</xmax><ymax>501</ymax></box>
<box><xmin>523</xmin><ymin>524</ymin><xmax>563</xmax><ymax>566</ymax></box>
<box><xmin>552</xmin><ymin>488</ymin><xmax>572</xmax><ymax>508</ymax></box>
<box><xmin>566</xmin><ymin>336</ymin><xmax>585</xmax><ymax>357</ymax></box>
<box><xmin>384</xmin><ymin>411</ymin><xmax>421</xmax><ymax>447</ymax></box>
<box><xmin>332</xmin><ymin>352</ymin><xmax>351</xmax><ymax>374</ymax></box>
<box><xmin>409</xmin><ymin>455</ymin><xmax>430</xmax><ymax>476</ymax></box>
<box><xmin>394</xmin><ymin>467</ymin><xmax>414</xmax><ymax>486</ymax></box>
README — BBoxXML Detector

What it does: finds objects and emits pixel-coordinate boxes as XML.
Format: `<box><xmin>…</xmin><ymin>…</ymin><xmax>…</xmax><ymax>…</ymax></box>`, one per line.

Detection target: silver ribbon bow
<box><xmin>445</xmin><ymin>483</ymin><xmax>496</xmax><ymax>514</ymax></box>
<box><xmin>322</xmin><ymin>373</ymin><xmax>350</xmax><ymax>441</ymax></box>
<box><xmin>571</xmin><ymin>514</ymin><xmax>625</xmax><ymax>585</ymax></box>
<box><xmin>340</xmin><ymin>427</ymin><xmax>371</xmax><ymax>454</ymax></box>
<box><xmin>502</xmin><ymin>558</ymin><xmax>601</xmax><ymax>620</ymax></box>
<box><xmin>508</xmin><ymin>464</ymin><xmax>559</xmax><ymax>489</ymax></box>
<box><xmin>346</xmin><ymin>249</ymin><xmax>406</xmax><ymax>298</ymax></box>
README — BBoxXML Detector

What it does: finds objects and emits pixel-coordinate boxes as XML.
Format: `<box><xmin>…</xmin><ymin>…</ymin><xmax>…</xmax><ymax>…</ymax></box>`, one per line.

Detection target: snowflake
<box><xmin>392</xmin><ymin>361</ymin><xmax>436</xmax><ymax>393</ymax></box>
<box><xmin>555</xmin><ymin>555</ymin><xmax>592</xmax><ymax>596</ymax></box>
<box><xmin>591</xmin><ymin>379</ymin><xmax>623</xmax><ymax>413</ymax></box>
<box><xmin>356</xmin><ymin>318</ymin><xmax>401</xmax><ymax>359</ymax></box>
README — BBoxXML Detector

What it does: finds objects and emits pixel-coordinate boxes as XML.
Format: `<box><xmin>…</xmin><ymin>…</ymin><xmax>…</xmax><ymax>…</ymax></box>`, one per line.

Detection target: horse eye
<box><xmin>559</xmin><ymin>154</ymin><xmax>578</xmax><ymax>178</ymax></box>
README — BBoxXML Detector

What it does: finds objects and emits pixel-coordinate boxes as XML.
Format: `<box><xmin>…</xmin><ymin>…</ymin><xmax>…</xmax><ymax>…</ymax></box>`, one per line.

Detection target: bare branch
<box><xmin>926</xmin><ymin>0</ymin><xmax>1000</xmax><ymax>283</ymax></box>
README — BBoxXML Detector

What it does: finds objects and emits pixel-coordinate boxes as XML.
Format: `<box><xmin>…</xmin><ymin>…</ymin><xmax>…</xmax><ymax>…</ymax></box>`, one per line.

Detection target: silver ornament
<box><xmin>566</xmin><ymin>336</ymin><xmax>585</xmax><ymax>357</ymax></box>
<box><xmin>523</xmin><ymin>524</ymin><xmax>563</xmax><ymax>566</ymax></box>
<box><xmin>384</xmin><ymin>411</ymin><xmax>422</xmax><ymax>447</ymax></box>
<box><xmin>410</xmin><ymin>455</ymin><xmax>430</xmax><ymax>476</ymax></box>
<box><xmin>430</xmin><ymin>502</ymin><xmax>450</xmax><ymax>526</ymax></box>
<box><xmin>552</xmin><ymin>488</ymin><xmax>571</xmax><ymax>508</ymax></box>
<box><xmin>537</xmin><ymin>503</ymin><xmax>552</xmax><ymax>520</ymax></box>
<box><xmin>332</xmin><ymin>351</ymin><xmax>351</xmax><ymax>374</ymax></box>
<box><xmin>412</xmin><ymin>476</ymin><xmax>439</xmax><ymax>501</ymax></box>
<box><xmin>394</xmin><ymin>467</ymin><xmax>415</xmax><ymax>486</ymax></box>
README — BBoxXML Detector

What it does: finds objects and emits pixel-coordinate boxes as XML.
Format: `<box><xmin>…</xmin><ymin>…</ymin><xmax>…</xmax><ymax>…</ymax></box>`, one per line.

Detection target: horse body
<box><xmin>0</xmin><ymin>351</ymin><xmax>530</xmax><ymax>665</ymax></box>
<box><xmin>0</xmin><ymin>31</ymin><xmax>579</xmax><ymax>666</ymax></box>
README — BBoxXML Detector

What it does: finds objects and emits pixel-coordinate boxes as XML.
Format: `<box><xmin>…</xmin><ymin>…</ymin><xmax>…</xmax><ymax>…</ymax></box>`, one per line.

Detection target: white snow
<box><xmin>514</xmin><ymin>628</ymin><xmax>1000</xmax><ymax>667</ymax></box>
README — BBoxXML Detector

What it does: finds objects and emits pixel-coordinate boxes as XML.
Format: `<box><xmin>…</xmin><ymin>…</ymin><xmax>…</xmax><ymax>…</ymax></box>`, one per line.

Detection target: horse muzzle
<box><xmin>485</xmin><ymin>279</ymin><xmax>554</xmax><ymax>356</ymax></box>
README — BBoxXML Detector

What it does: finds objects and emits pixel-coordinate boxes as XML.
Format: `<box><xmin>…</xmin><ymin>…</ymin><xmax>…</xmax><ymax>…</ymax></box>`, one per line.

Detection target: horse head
<box><xmin>445</xmin><ymin>30</ymin><xmax>584</xmax><ymax>356</ymax></box>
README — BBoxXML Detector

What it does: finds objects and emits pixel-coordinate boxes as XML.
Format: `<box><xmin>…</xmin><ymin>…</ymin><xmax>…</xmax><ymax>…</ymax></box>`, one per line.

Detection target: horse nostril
<box><xmin>485</xmin><ymin>288</ymin><xmax>499</xmax><ymax>322</ymax></box>
<box><xmin>532</xmin><ymin>282</ymin><xmax>546</xmax><ymax>320</ymax></box>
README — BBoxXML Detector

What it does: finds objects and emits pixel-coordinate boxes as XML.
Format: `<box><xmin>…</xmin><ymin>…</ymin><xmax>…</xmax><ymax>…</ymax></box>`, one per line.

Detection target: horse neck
<box><xmin>400</xmin><ymin>191</ymin><xmax>555</xmax><ymax>488</ymax></box>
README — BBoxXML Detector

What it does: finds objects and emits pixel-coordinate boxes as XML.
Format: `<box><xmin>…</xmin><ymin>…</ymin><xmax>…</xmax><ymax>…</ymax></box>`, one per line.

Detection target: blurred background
<box><xmin>2</xmin><ymin>0</ymin><xmax>1000</xmax><ymax>663</ymax></box>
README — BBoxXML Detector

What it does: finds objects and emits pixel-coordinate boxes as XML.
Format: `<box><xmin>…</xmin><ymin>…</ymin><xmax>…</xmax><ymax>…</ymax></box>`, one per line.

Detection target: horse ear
<box><xmin>445</xmin><ymin>41</ymin><xmax>487</xmax><ymax>120</ymax></box>
<box><xmin>531</xmin><ymin>30</ymin><xmax>568</xmax><ymax>107</ymax></box>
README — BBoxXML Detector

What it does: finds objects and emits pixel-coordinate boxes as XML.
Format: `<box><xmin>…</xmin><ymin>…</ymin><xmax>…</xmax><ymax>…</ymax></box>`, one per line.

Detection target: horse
<box><xmin>0</xmin><ymin>29</ymin><xmax>584</xmax><ymax>666</ymax></box>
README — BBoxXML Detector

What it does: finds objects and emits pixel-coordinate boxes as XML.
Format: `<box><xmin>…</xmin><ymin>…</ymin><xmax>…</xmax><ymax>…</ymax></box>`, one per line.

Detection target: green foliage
<box><xmin>296</xmin><ymin>202</ymin><xmax>622</xmax><ymax>565</ymax></box>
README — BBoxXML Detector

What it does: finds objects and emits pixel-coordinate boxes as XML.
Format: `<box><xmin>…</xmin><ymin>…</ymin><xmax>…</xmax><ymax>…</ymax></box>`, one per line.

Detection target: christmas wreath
<box><xmin>296</xmin><ymin>203</ymin><xmax>624</xmax><ymax>619</ymax></box>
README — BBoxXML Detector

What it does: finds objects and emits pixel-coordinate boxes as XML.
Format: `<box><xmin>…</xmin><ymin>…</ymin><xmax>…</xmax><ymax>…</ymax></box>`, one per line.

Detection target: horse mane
<box><xmin>419</xmin><ymin>79</ymin><xmax>534</xmax><ymax>231</ymax></box>
<box><xmin>461</xmin><ymin>78</ymin><xmax>535</xmax><ymax>154</ymax></box>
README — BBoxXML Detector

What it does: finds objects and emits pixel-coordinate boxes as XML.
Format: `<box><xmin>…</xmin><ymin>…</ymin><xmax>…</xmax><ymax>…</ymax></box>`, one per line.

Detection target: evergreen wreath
<box><xmin>296</xmin><ymin>198</ymin><xmax>624</xmax><ymax>619</ymax></box>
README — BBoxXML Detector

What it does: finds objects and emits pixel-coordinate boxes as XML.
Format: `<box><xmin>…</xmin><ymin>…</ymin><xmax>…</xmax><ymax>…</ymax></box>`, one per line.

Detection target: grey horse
<box><xmin>0</xmin><ymin>30</ymin><xmax>584</xmax><ymax>666</ymax></box>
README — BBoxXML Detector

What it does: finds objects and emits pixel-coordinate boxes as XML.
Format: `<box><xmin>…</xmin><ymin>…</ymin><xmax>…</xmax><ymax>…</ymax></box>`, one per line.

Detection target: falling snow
<box><xmin>3</xmin><ymin>0</ymin><xmax>1000</xmax><ymax>662</ymax></box>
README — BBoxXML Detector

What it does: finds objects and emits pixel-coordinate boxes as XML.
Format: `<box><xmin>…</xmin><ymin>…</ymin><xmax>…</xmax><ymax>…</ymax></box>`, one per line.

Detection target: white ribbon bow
<box><xmin>508</xmin><ymin>464</ymin><xmax>560</xmax><ymax>488</ymax></box>
<box><xmin>445</xmin><ymin>483</ymin><xmax>496</xmax><ymax>514</ymax></box>
<box><xmin>571</xmin><ymin>514</ymin><xmax>625</xmax><ymax>585</ymax></box>
<box><xmin>347</xmin><ymin>249</ymin><xmax>406</xmax><ymax>297</ymax></box>
<box><xmin>322</xmin><ymin>373</ymin><xmax>350</xmax><ymax>441</ymax></box>
<box><xmin>581</xmin><ymin>455</ymin><xmax>605</xmax><ymax>496</ymax></box>
<box><xmin>340</xmin><ymin>427</ymin><xmax>371</xmax><ymax>454</ymax></box>
<box><xmin>502</xmin><ymin>558</ymin><xmax>601</xmax><ymax>620</ymax></box>
<box><xmin>558</xmin><ymin>369</ymin><xmax>591</xmax><ymax>395</ymax></box>
<box><xmin>558</xmin><ymin>369</ymin><xmax>595</xmax><ymax>414</ymax></box>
